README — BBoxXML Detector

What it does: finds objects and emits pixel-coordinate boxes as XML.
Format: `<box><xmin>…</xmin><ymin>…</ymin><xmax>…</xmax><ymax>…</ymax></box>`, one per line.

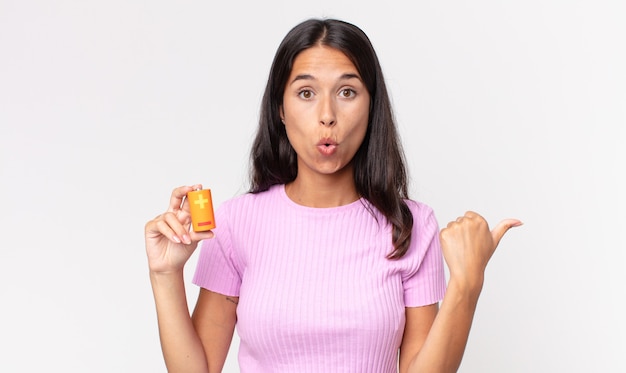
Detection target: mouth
<box><xmin>317</xmin><ymin>138</ymin><xmax>338</xmax><ymax>147</ymax></box>
<box><xmin>317</xmin><ymin>138</ymin><xmax>338</xmax><ymax>155</ymax></box>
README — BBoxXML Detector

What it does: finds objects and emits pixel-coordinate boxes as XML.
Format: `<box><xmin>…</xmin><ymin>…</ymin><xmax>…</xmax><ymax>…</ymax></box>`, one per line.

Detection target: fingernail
<box><xmin>183</xmin><ymin>234</ymin><xmax>191</xmax><ymax>244</ymax></box>
<box><xmin>172</xmin><ymin>235</ymin><xmax>181</xmax><ymax>243</ymax></box>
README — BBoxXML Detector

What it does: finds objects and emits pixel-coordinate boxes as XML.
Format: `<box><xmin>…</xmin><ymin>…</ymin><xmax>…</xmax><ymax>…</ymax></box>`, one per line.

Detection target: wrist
<box><xmin>446</xmin><ymin>275</ymin><xmax>484</xmax><ymax>302</ymax></box>
<box><xmin>149</xmin><ymin>269</ymin><xmax>185</xmax><ymax>284</ymax></box>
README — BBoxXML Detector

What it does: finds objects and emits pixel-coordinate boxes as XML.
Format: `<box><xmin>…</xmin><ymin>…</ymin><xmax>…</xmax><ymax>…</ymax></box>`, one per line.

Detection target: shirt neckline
<box><xmin>276</xmin><ymin>184</ymin><xmax>367</xmax><ymax>214</ymax></box>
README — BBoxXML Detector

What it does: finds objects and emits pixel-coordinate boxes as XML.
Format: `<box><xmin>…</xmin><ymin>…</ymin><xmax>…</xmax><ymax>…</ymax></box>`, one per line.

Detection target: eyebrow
<box><xmin>289</xmin><ymin>73</ymin><xmax>362</xmax><ymax>85</ymax></box>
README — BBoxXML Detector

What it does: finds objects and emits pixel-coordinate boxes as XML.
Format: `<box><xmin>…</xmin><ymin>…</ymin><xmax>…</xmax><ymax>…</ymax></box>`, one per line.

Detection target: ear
<box><xmin>279</xmin><ymin>106</ymin><xmax>285</xmax><ymax>124</ymax></box>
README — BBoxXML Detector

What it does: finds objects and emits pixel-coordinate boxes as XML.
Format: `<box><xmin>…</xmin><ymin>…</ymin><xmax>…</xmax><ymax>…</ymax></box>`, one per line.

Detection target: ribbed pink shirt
<box><xmin>193</xmin><ymin>184</ymin><xmax>446</xmax><ymax>372</ymax></box>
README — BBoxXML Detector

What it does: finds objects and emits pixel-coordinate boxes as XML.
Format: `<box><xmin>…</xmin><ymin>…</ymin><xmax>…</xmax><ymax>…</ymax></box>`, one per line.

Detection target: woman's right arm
<box><xmin>145</xmin><ymin>185</ymin><xmax>236</xmax><ymax>373</ymax></box>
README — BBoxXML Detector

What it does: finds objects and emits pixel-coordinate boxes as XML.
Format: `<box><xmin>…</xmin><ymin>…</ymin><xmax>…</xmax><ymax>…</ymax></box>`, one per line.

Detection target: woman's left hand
<box><xmin>440</xmin><ymin>211</ymin><xmax>522</xmax><ymax>292</ymax></box>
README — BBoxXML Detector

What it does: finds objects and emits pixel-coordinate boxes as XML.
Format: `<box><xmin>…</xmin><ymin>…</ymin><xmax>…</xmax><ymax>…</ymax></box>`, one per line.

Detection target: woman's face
<box><xmin>281</xmin><ymin>45</ymin><xmax>370</xmax><ymax>180</ymax></box>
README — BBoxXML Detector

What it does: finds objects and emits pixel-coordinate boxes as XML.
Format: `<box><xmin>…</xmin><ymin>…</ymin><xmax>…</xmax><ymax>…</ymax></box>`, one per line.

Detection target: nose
<box><xmin>319</xmin><ymin>96</ymin><xmax>336</xmax><ymax>127</ymax></box>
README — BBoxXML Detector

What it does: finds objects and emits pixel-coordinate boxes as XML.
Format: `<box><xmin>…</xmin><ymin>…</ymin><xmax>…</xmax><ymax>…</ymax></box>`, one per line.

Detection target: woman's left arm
<box><xmin>400</xmin><ymin>211</ymin><xmax>522</xmax><ymax>373</ymax></box>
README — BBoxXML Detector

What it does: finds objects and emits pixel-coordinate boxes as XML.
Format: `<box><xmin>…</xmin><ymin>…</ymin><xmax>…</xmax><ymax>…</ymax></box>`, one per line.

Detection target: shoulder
<box><xmin>404</xmin><ymin>199</ymin><xmax>440</xmax><ymax>247</ymax></box>
<box><xmin>216</xmin><ymin>184</ymin><xmax>285</xmax><ymax>216</ymax></box>
<box><xmin>207</xmin><ymin>185</ymin><xmax>285</xmax><ymax>243</ymax></box>
<box><xmin>404</xmin><ymin>199</ymin><xmax>437</xmax><ymax>224</ymax></box>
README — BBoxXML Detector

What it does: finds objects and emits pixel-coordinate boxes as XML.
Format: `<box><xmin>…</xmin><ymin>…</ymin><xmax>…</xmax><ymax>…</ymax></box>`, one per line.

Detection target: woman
<box><xmin>145</xmin><ymin>18</ymin><xmax>521</xmax><ymax>372</ymax></box>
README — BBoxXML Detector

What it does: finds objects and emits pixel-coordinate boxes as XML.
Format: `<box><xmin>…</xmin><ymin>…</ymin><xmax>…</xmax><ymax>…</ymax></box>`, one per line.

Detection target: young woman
<box><xmin>145</xmin><ymin>18</ymin><xmax>521</xmax><ymax>373</ymax></box>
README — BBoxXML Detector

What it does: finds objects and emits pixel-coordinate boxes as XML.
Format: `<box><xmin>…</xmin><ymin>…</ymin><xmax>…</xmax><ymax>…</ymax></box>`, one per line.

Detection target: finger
<box><xmin>167</xmin><ymin>184</ymin><xmax>203</xmax><ymax>212</ymax></box>
<box><xmin>190</xmin><ymin>230</ymin><xmax>215</xmax><ymax>241</ymax></box>
<box><xmin>167</xmin><ymin>186</ymin><xmax>192</xmax><ymax>212</ymax></box>
<box><xmin>145</xmin><ymin>214</ymin><xmax>185</xmax><ymax>244</ymax></box>
<box><xmin>463</xmin><ymin>210</ymin><xmax>480</xmax><ymax>217</ymax></box>
<box><xmin>151</xmin><ymin>219</ymin><xmax>183</xmax><ymax>244</ymax></box>
<box><xmin>161</xmin><ymin>211</ymin><xmax>214</xmax><ymax>245</ymax></box>
<box><xmin>455</xmin><ymin>210</ymin><xmax>482</xmax><ymax>221</ymax></box>
<box><xmin>491</xmin><ymin>218</ymin><xmax>523</xmax><ymax>248</ymax></box>
<box><xmin>177</xmin><ymin>209</ymin><xmax>191</xmax><ymax>226</ymax></box>
<box><xmin>161</xmin><ymin>212</ymin><xmax>193</xmax><ymax>244</ymax></box>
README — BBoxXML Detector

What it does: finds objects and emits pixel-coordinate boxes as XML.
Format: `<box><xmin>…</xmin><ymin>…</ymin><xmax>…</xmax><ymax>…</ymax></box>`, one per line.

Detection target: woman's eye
<box><xmin>340</xmin><ymin>89</ymin><xmax>355</xmax><ymax>98</ymax></box>
<box><xmin>298</xmin><ymin>90</ymin><xmax>313</xmax><ymax>99</ymax></box>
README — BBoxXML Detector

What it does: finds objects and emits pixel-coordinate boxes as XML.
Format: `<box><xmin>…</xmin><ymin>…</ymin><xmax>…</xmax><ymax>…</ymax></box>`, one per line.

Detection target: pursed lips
<box><xmin>316</xmin><ymin>137</ymin><xmax>338</xmax><ymax>155</ymax></box>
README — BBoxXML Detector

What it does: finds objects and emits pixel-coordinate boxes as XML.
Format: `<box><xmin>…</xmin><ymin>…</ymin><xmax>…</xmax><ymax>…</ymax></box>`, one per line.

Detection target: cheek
<box><xmin>283</xmin><ymin>122</ymin><xmax>308</xmax><ymax>150</ymax></box>
<box><xmin>347</xmin><ymin>110</ymin><xmax>369</xmax><ymax>140</ymax></box>
<box><xmin>354</xmin><ymin>125</ymin><xmax>368</xmax><ymax>149</ymax></box>
<box><xmin>342</xmin><ymin>99</ymin><xmax>369</xmax><ymax>127</ymax></box>
<box><xmin>341</xmin><ymin>121</ymin><xmax>368</xmax><ymax>153</ymax></box>
<box><xmin>355</xmin><ymin>117</ymin><xmax>370</xmax><ymax>149</ymax></box>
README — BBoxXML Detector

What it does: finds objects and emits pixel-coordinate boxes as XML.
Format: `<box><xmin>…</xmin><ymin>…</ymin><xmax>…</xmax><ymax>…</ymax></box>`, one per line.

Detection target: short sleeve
<box><xmin>192</xmin><ymin>204</ymin><xmax>242</xmax><ymax>296</ymax></box>
<box><xmin>402</xmin><ymin>202</ymin><xmax>447</xmax><ymax>307</ymax></box>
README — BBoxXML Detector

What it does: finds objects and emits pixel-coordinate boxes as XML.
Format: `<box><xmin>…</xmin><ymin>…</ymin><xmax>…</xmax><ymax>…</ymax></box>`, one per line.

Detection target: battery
<box><xmin>187</xmin><ymin>189</ymin><xmax>216</xmax><ymax>232</ymax></box>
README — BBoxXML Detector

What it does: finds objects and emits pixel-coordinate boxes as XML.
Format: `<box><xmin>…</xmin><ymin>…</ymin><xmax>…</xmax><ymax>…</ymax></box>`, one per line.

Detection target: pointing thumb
<box><xmin>491</xmin><ymin>219</ymin><xmax>523</xmax><ymax>248</ymax></box>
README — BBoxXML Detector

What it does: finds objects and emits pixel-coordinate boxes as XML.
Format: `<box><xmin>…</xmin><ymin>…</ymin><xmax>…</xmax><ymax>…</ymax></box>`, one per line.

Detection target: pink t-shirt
<box><xmin>193</xmin><ymin>184</ymin><xmax>446</xmax><ymax>372</ymax></box>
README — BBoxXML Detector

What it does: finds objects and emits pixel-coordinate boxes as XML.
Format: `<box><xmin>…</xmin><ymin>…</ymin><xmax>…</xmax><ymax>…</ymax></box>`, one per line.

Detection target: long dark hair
<box><xmin>249</xmin><ymin>18</ymin><xmax>413</xmax><ymax>259</ymax></box>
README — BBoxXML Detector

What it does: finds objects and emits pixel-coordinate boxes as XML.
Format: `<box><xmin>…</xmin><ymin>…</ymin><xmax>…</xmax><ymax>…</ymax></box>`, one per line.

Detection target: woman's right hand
<box><xmin>144</xmin><ymin>184</ymin><xmax>215</xmax><ymax>274</ymax></box>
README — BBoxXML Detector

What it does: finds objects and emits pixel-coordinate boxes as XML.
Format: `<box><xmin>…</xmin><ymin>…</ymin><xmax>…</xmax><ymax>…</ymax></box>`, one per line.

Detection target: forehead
<box><xmin>290</xmin><ymin>45</ymin><xmax>358</xmax><ymax>76</ymax></box>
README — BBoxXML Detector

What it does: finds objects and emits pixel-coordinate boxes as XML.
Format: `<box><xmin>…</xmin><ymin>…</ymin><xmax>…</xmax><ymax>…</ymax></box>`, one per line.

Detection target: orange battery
<box><xmin>187</xmin><ymin>189</ymin><xmax>216</xmax><ymax>232</ymax></box>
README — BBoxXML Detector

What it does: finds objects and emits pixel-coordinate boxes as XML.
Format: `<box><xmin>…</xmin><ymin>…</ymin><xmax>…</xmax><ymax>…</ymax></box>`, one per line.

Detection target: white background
<box><xmin>1</xmin><ymin>0</ymin><xmax>624</xmax><ymax>372</ymax></box>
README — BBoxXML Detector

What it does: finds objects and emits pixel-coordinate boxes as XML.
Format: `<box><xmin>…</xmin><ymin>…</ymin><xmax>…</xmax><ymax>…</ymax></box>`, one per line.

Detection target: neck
<box><xmin>285</xmin><ymin>168</ymin><xmax>359</xmax><ymax>208</ymax></box>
